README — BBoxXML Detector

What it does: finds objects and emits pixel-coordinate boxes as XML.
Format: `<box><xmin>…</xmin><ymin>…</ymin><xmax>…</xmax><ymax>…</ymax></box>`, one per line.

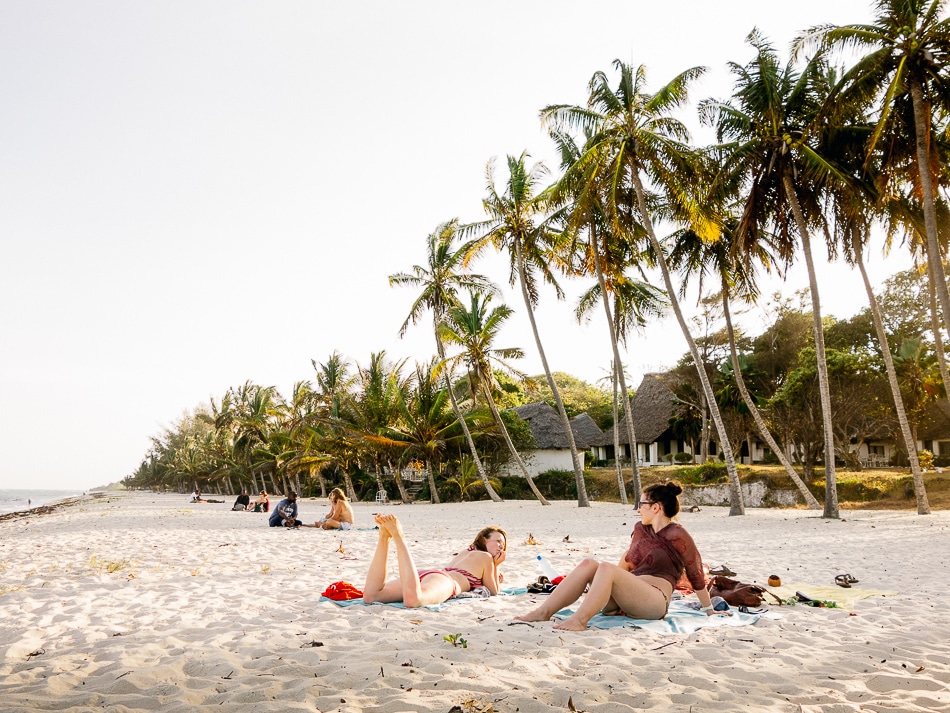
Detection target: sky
<box><xmin>0</xmin><ymin>1</ymin><xmax>921</xmax><ymax>490</ymax></box>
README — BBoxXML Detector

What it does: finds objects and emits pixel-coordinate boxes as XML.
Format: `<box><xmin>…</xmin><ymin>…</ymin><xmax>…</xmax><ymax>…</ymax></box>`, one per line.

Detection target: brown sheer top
<box><xmin>623</xmin><ymin>522</ymin><xmax>706</xmax><ymax>591</ymax></box>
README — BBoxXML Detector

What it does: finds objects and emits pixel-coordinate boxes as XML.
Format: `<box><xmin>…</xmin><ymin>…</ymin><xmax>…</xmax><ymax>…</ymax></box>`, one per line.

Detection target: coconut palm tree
<box><xmin>439</xmin><ymin>291</ymin><xmax>551</xmax><ymax>505</ymax></box>
<box><xmin>464</xmin><ymin>152</ymin><xmax>590</xmax><ymax>506</ymax></box>
<box><xmin>389</xmin><ymin>221</ymin><xmax>504</xmax><ymax>502</ymax></box>
<box><xmin>542</xmin><ymin>59</ymin><xmax>746</xmax><ymax>515</ymax></box>
<box><xmin>699</xmin><ymin>33</ymin><xmax>845</xmax><ymax>517</ymax></box>
<box><xmin>549</xmin><ymin>125</ymin><xmax>664</xmax><ymax>500</ymax></box>
<box><xmin>803</xmin><ymin>0</ymin><xmax>950</xmax><ymax>353</ymax></box>
<box><xmin>667</xmin><ymin>222</ymin><xmax>823</xmax><ymax>509</ymax></box>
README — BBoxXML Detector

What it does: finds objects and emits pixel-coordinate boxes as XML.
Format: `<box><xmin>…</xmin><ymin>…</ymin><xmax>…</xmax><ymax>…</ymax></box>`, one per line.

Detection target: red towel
<box><xmin>322</xmin><ymin>581</ymin><xmax>363</xmax><ymax>600</ymax></box>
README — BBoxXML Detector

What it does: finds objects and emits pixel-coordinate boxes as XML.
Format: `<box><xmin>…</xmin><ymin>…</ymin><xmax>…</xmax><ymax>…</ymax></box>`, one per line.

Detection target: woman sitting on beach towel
<box><xmin>516</xmin><ymin>481</ymin><xmax>724</xmax><ymax>631</ymax></box>
<box><xmin>362</xmin><ymin>514</ymin><xmax>506</xmax><ymax>608</ymax></box>
<box><xmin>302</xmin><ymin>488</ymin><xmax>354</xmax><ymax>530</ymax></box>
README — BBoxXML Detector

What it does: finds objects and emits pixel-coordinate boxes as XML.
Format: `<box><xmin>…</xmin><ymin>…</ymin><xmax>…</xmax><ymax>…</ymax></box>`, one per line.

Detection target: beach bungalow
<box><xmin>589</xmin><ymin>373</ymin><xmax>715</xmax><ymax>466</ymax></box>
<box><xmin>499</xmin><ymin>402</ymin><xmax>603</xmax><ymax>477</ymax></box>
<box><xmin>917</xmin><ymin>399</ymin><xmax>950</xmax><ymax>465</ymax></box>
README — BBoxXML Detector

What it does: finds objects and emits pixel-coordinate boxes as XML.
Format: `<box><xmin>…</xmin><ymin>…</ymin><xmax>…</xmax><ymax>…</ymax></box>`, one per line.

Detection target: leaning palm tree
<box><xmin>802</xmin><ymin>0</ymin><xmax>950</xmax><ymax>357</ymax></box>
<box><xmin>543</xmin><ymin>60</ymin><xmax>746</xmax><ymax>515</ymax></box>
<box><xmin>463</xmin><ymin>152</ymin><xmax>590</xmax><ymax>506</ymax></box>
<box><xmin>439</xmin><ymin>291</ymin><xmax>551</xmax><ymax>505</ymax></box>
<box><xmin>667</xmin><ymin>221</ymin><xmax>822</xmax><ymax>509</ymax></box>
<box><xmin>389</xmin><ymin>221</ymin><xmax>504</xmax><ymax>502</ymax></box>
<box><xmin>699</xmin><ymin>34</ymin><xmax>845</xmax><ymax>517</ymax></box>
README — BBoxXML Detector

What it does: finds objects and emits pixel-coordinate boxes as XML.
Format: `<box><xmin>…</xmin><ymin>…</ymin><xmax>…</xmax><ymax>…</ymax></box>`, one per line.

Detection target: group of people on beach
<box><xmin>364</xmin><ymin>481</ymin><xmax>727</xmax><ymax>631</ymax></box>
<box><xmin>251</xmin><ymin>488</ymin><xmax>354</xmax><ymax>531</ymax></box>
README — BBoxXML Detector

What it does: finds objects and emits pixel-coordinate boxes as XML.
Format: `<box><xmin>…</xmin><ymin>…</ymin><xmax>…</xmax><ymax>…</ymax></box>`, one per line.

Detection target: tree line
<box><xmin>128</xmin><ymin>2</ymin><xmax>950</xmax><ymax>517</ymax></box>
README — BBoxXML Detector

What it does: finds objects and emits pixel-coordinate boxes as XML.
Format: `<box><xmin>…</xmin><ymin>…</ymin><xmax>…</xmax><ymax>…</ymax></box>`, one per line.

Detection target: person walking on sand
<box><xmin>515</xmin><ymin>481</ymin><xmax>727</xmax><ymax>630</ymax></box>
<box><xmin>362</xmin><ymin>514</ymin><xmax>506</xmax><ymax>607</ymax></box>
<box><xmin>302</xmin><ymin>488</ymin><xmax>354</xmax><ymax>530</ymax></box>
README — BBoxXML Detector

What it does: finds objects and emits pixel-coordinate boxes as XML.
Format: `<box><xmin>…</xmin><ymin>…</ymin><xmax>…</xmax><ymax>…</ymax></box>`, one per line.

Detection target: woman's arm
<box><xmin>484</xmin><ymin>551</ymin><xmax>503</xmax><ymax>595</ymax></box>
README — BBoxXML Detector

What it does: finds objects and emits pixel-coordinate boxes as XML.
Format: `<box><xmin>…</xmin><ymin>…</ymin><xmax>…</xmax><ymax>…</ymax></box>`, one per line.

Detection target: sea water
<box><xmin>0</xmin><ymin>489</ymin><xmax>85</xmax><ymax>516</ymax></box>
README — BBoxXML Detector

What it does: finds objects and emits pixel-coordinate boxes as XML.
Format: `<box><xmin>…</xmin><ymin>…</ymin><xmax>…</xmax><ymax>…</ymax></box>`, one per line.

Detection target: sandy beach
<box><xmin>0</xmin><ymin>493</ymin><xmax>947</xmax><ymax>712</ymax></box>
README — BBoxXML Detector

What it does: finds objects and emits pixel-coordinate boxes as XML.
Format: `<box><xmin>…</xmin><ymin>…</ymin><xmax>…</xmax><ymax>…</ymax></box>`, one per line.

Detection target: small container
<box><xmin>536</xmin><ymin>556</ymin><xmax>559</xmax><ymax>580</ymax></box>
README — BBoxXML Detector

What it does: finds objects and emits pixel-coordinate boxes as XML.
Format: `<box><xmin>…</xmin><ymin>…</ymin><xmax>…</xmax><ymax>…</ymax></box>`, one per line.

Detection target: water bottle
<box><xmin>536</xmin><ymin>556</ymin><xmax>559</xmax><ymax>580</ymax></box>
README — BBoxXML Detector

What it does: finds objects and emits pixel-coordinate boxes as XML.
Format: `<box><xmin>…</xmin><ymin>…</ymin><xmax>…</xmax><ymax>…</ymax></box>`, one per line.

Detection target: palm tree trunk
<box><xmin>593</xmin><ymin>230</ymin><xmax>639</xmax><ymax>499</ymax></box>
<box><xmin>481</xmin><ymin>381</ymin><xmax>551</xmax><ymax>506</ymax></box>
<box><xmin>426</xmin><ymin>459</ymin><xmax>440</xmax><ymax>504</ymax></box>
<box><xmin>910</xmin><ymin>81</ymin><xmax>950</xmax><ymax>353</ymax></box>
<box><xmin>854</xmin><ymin>239</ymin><xmax>930</xmax><ymax>514</ymax></box>
<box><xmin>435</xmin><ymin>335</ymin><xmax>503</xmax><ymax>502</ymax></box>
<box><xmin>630</xmin><ymin>172</ymin><xmax>744</xmax><ymax>515</ymax></box>
<box><xmin>389</xmin><ymin>459</ymin><xmax>412</xmax><ymax>503</ymax></box>
<box><xmin>343</xmin><ymin>466</ymin><xmax>358</xmax><ymax>502</ymax></box>
<box><xmin>722</xmin><ymin>290</ymin><xmax>821</xmax><ymax>509</ymax></box>
<box><xmin>514</xmin><ymin>241</ymin><xmax>590</xmax><ymax>506</ymax></box>
<box><xmin>783</xmin><ymin>174</ymin><xmax>839</xmax><ymax>518</ymax></box>
<box><xmin>374</xmin><ymin>461</ymin><xmax>386</xmax><ymax>495</ymax></box>
<box><xmin>611</xmin><ymin>361</ymin><xmax>628</xmax><ymax>504</ymax></box>
<box><xmin>314</xmin><ymin>465</ymin><xmax>327</xmax><ymax>499</ymax></box>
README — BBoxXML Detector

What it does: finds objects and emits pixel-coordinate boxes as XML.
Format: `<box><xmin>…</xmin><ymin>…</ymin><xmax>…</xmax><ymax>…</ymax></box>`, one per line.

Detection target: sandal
<box><xmin>834</xmin><ymin>574</ymin><xmax>852</xmax><ymax>589</ymax></box>
<box><xmin>844</xmin><ymin>574</ymin><xmax>859</xmax><ymax>584</ymax></box>
<box><xmin>708</xmin><ymin>564</ymin><xmax>737</xmax><ymax>577</ymax></box>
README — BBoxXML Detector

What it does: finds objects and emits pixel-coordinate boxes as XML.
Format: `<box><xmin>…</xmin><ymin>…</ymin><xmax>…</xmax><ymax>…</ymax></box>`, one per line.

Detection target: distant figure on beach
<box><xmin>250</xmin><ymin>491</ymin><xmax>269</xmax><ymax>512</ymax></box>
<box><xmin>190</xmin><ymin>490</ymin><xmax>207</xmax><ymax>503</ymax></box>
<box><xmin>302</xmin><ymin>488</ymin><xmax>354</xmax><ymax>530</ymax></box>
<box><xmin>268</xmin><ymin>491</ymin><xmax>300</xmax><ymax>527</ymax></box>
<box><xmin>232</xmin><ymin>490</ymin><xmax>250</xmax><ymax>511</ymax></box>
<box><xmin>362</xmin><ymin>514</ymin><xmax>506</xmax><ymax>607</ymax></box>
<box><xmin>515</xmin><ymin>481</ymin><xmax>726</xmax><ymax>630</ymax></box>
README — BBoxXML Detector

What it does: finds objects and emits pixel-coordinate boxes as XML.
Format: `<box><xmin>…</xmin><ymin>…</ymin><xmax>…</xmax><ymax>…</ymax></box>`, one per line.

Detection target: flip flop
<box><xmin>834</xmin><ymin>574</ymin><xmax>852</xmax><ymax>588</ymax></box>
<box><xmin>844</xmin><ymin>574</ymin><xmax>859</xmax><ymax>584</ymax></box>
<box><xmin>708</xmin><ymin>565</ymin><xmax>737</xmax><ymax>577</ymax></box>
<box><xmin>795</xmin><ymin>591</ymin><xmax>816</xmax><ymax>604</ymax></box>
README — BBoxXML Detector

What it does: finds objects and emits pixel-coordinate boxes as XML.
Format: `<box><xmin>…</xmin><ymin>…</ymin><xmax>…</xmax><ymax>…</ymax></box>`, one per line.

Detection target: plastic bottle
<box><xmin>536</xmin><ymin>556</ymin><xmax>559</xmax><ymax>580</ymax></box>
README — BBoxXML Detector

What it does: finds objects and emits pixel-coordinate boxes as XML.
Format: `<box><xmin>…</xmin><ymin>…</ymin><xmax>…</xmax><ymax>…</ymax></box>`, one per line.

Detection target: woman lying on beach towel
<box><xmin>516</xmin><ymin>481</ymin><xmax>725</xmax><ymax>631</ymax></box>
<box><xmin>362</xmin><ymin>514</ymin><xmax>506</xmax><ymax>608</ymax></box>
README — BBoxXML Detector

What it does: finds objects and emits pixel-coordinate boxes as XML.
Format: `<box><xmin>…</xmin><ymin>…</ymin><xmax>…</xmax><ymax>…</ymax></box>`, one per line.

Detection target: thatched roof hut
<box><xmin>509</xmin><ymin>402</ymin><xmax>602</xmax><ymax>450</ymax></box>
<box><xmin>591</xmin><ymin>373</ymin><xmax>679</xmax><ymax>447</ymax></box>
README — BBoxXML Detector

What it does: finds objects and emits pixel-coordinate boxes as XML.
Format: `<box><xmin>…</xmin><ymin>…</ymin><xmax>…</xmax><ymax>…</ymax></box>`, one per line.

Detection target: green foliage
<box><xmin>443</xmin><ymin>633</ymin><xmax>467</xmax><ymax>648</ymax></box>
<box><xmin>671</xmin><ymin>462</ymin><xmax>729</xmax><ymax>485</ymax></box>
<box><xmin>917</xmin><ymin>450</ymin><xmax>935</xmax><ymax>471</ymax></box>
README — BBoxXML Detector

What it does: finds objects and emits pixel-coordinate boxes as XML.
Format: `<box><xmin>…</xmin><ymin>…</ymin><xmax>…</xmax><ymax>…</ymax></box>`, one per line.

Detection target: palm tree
<box><xmin>804</xmin><ymin>0</ymin><xmax>950</xmax><ymax>359</ymax></box>
<box><xmin>439</xmin><ymin>291</ymin><xmax>551</xmax><ymax>505</ymax></box>
<box><xmin>389</xmin><ymin>221</ymin><xmax>504</xmax><ymax>502</ymax></box>
<box><xmin>667</xmin><ymin>222</ymin><xmax>823</xmax><ymax>509</ymax></box>
<box><xmin>699</xmin><ymin>33</ymin><xmax>845</xmax><ymax>517</ymax></box>
<box><xmin>464</xmin><ymin>152</ymin><xmax>590</xmax><ymax>506</ymax></box>
<box><xmin>550</xmin><ymin>126</ymin><xmax>666</xmax><ymax>500</ymax></box>
<box><xmin>543</xmin><ymin>60</ymin><xmax>746</xmax><ymax>515</ymax></box>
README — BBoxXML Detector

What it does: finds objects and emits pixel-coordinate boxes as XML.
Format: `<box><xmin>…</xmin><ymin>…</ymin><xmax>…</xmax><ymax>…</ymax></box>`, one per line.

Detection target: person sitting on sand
<box><xmin>302</xmin><ymin>488</ymin><xmax>354</xmax><ymax>530</ymax></box>
<box><xmin>268</xmin><ymin>491</ymin><xmax>301</xmax><ymax>528</ymax></box>
<box><xmin>190</xmin><ymin>490</ymin><xmax>206</xmax><ymax>503</ymax></box>
<box><xmin>250</xmin><ymin>491</ymin><xmax>269</xmax><ymax>513</ymax></box>
<box><xmin>232</xmin><ymin>490</ymin><xmax>251</xmax><ymax>511</ymax></box>
<box><xmin>362</xmin><ymin>514</ymin><xmax>506</xmax><ymax>607</ymax></box>
<box><xmin>515</xmin><ymin>481</ymin><xmax>726</xmax><ymax>631</ymax></box>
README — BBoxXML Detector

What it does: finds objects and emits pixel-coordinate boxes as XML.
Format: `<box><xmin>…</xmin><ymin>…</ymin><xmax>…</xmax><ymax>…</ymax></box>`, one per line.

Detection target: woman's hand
<box><xmin>493</xmin><ymin>549</ymin><xmax>507</xmax><ymax>566</ymax></box>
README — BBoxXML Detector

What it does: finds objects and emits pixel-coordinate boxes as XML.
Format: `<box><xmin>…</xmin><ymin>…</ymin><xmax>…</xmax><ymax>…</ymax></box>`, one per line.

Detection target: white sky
<box><xmin>0</xmin><ymin>1</ymin><xmax>918</xmax><ymax>490</ymax></box>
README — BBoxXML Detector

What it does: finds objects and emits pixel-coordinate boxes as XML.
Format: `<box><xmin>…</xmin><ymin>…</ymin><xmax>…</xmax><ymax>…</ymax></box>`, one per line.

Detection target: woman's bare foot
<box><xmin>514</xmin><ymin>608</ymin><xmax>553</xmax><ymax>623</ymax></box>
<box><xmin>375</xmin><ymin>513</ymin><xmax>406</xmax><ymax>539</ymax></box>
<box><xmin>552</xmin><ymin>617</ymin><xmax>589</xmax><ymax>631</ymax></box>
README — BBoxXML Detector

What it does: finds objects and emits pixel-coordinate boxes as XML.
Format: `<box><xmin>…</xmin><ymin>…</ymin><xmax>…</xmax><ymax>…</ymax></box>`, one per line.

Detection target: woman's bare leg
<box><xmin>515</xmin><ymin>558</ymin><xmax>600</xmax><ymax>622</ymax></box>
<box><xmin>553</xmin><ymin>563</ymin><xmax>667</xmax><ymax>631</ymax></box>
<box><xmin>362</xmin><ymin>514</ymin><xmax>398</xmax><ymax>603</ymax></box>
<box><xmin>377</xmin><ymin>514</ymin><xmax>435</xmax><ymax>607</ymax></box>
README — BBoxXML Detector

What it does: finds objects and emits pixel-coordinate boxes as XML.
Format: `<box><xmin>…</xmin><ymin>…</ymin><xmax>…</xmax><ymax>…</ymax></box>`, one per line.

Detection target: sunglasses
<box><xmin>638</xmin><ymin>501</ymin><xmax>656</xmax><ymax>508</ymax></box>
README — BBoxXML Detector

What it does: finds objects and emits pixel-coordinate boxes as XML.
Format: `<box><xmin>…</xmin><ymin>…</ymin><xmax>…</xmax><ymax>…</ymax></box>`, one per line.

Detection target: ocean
<box><xmin>0</xmin><ymin>488</ymin><xmax>86</xmax><ymax>516</ymax></box>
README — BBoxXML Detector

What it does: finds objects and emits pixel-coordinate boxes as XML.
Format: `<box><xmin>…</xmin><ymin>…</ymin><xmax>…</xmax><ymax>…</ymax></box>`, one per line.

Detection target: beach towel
<box><xmin>553</xmin><ymin>600</ymin><xmax>765</xmax><ymax>635</ymax></box>
<box><xmin>321</xmin><ymin>586</ymin><xmax>527</xmax><ymax>611</ymax></box>
<box><xmin>768</xmin><ymin>584</ymin><xmax>897</xmax><ymax>610</ymax></box>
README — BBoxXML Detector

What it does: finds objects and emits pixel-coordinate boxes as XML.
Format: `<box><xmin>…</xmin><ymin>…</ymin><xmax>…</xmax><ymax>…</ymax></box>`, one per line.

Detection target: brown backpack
<box><xmin>708</xmin><ymin>575</ymin><xmax>782</xmax><ymax>607</ymax></box>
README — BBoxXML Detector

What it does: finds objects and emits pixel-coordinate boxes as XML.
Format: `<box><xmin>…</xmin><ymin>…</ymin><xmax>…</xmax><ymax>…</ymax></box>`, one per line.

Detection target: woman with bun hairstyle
<box><xmin>516</xmin><ymin>481</ymin><xmax>724</xmax><ymax>630</ymax></box>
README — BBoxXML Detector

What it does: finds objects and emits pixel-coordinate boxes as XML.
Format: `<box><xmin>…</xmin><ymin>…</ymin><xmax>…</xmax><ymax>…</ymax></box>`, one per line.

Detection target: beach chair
<box><xmin>375</xmin><ymin>489</ymin><xmax>388</xmax><ymax>504</ymax></box>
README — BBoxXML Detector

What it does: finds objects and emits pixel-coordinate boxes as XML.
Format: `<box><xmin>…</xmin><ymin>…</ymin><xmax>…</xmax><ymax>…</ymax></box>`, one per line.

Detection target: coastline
<box><xmin>1</xmin><ymin>492</ymin><xmax>948</xmax><ymax>712</ymax></box>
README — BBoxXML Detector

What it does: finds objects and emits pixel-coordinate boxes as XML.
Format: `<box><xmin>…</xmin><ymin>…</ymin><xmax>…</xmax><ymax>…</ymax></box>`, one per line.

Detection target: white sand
<box><xmin>0</xmin><ymin>493</ymin><xmax>948</xmax><ymax>712</ymax></box>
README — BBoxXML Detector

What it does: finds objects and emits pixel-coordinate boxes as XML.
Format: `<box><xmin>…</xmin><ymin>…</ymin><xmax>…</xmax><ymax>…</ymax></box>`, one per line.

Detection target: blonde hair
<box><xmin>329</xmin><ymin>487</ymin><xmax>348</xmax><ymax>503</ymax></box>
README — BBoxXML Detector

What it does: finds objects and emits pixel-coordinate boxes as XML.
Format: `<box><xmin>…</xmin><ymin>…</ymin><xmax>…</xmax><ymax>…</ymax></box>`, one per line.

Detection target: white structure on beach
<box><xmin>498</xmin><ymin>402</ymin><xmax>603</xmax><ymax>477</ymax></box>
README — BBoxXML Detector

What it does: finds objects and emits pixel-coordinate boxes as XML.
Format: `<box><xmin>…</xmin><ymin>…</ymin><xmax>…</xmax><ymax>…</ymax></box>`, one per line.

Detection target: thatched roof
<box><xmin>590</xmin><ymin>373</ymin><xmax>679</xmax><ymax>446</ymax></box>
<box><xmin>509</xmin><ymin>402</ymin><xmax>602</xmax><ymax>450</ymax></box>
<box><xmin>570</xmin><ymin>413</ymin><xmax>604</xmax><ymax>449</ymax></box>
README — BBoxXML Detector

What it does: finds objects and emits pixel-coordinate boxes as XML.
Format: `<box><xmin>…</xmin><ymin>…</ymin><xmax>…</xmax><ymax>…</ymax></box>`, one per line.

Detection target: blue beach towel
<box><xmin>553</xmin><ymin>600</ymin><xmax>764</xmax><ymax>634</ymax></box>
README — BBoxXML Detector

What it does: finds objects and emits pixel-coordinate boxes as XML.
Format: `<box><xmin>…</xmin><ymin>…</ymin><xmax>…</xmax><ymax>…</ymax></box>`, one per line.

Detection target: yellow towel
<box><xmin>767</xmin><ymin>583</ymin><xmax>898</xmax><ymax>610</ymax></box>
